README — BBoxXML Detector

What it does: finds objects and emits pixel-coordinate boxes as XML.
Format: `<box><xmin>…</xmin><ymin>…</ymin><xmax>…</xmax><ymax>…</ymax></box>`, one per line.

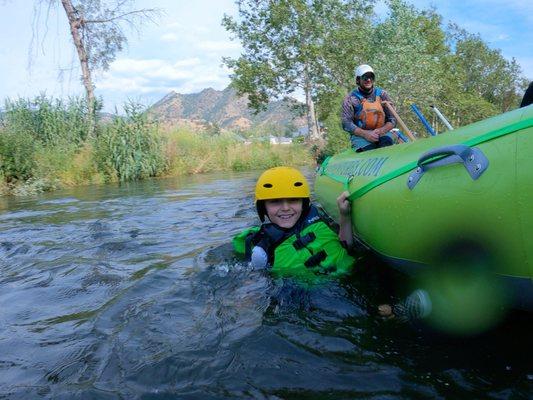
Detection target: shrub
<box><xmin>321</xmin><ymin>111</ymin><xmax>351</xmax><ymax>161</ymax></box>
<box><xmin>0</xmin><ymin>128</ymin><xmax>37</xmax><ymax>182</ymax></box>
<box><xmin>95</xmin><ymin>103</ymin><xmax>167</xmax><ymax>182</ymax></box>
<box><xmin>3</xmin><ymin>95</ymin><xmax>89</xmax><ymax>146</ymax></box>
<box><xmin>162</xmin><ymin>127</ymin><xmax>313</xmax><ymax>175</ymax></box>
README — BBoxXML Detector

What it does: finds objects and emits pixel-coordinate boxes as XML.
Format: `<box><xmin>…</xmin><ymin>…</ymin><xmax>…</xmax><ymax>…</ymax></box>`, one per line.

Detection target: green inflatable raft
<box><xmin>315</xmin><ymin>105</ymin><xmax>533</xmax><ymax>313</ymax></box>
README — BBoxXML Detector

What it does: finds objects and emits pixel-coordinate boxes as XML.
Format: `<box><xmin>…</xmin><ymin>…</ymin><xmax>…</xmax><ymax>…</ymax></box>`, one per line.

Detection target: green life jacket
<box><xmin>233</xmin><ymin>206</ymin><xmax>356</xmax><ymax>284</ymax></box>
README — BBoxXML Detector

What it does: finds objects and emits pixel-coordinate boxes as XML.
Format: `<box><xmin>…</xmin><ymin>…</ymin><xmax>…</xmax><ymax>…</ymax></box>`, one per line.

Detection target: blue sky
<box><xmin>0</xmin><ymin>0</ymin><xmax>531</xmax><ymax>112</ymax></box>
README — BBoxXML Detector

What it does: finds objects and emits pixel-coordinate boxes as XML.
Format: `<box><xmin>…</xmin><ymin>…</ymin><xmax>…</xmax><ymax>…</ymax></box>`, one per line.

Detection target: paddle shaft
<box><xmin>431</xmin><ymin>105</ymin><xmax>454</xmax><ymax>130</ymax></box>
<box><xmin>382</xmin><ymin>101</ymin><xmax>417</xmax><ymax>141</ymax></box>
<box><xmin>411</xmin><ymin>103</ymin><xmax>436</xmax><ymax>136</ymax></box>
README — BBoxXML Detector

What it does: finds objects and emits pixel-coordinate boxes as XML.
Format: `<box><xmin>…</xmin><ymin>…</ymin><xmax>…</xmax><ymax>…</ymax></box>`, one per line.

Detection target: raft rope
<box><xmin>318</xmin><ymin>156</ymin><xmax>354</xmax><ymax>191</ymax></box>
<box><xmin>320</xmin><ymin>118</ymin><xmax>533</xmax><ymax>202</ymax></box>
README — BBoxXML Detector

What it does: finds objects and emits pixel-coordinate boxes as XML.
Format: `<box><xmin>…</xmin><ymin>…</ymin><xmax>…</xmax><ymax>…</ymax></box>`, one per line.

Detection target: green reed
<box><xmin>3</xmin><ymin>94</ymin><xmax>89</xmax><ymax>145</ymax></box>
<box><xmin>163</xmin><ymin>128</ymin><xmax>312</xmax><ymax>175</ymax></box>
<box><xmin>95</xmin><ymin>102</ymin><xmax>167</xmax><ymax>182</ymax></box>
<box><xmin>0</xmin><ymin>95</ymin><xmax>313</xmax><ymax>195</ymax></box>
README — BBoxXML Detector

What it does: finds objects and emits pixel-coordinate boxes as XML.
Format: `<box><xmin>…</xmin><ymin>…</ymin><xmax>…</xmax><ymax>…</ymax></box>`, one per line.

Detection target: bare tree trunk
<box><xmin>303</xmin><ymin>69</ymin><xmax>320</xmax><ymax>142</ymax></box>
<box><xmin>61</xmin><ymin>0</ymin><xmax>96</xmax><ymax>137</ymax></box>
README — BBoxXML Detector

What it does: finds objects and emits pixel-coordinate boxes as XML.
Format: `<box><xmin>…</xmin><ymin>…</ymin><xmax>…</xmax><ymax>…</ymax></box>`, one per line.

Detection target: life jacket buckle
<box><xmin>293</xmin><ymin>232</ymin><xmax>316</xmax><ymax>250</ymax></box>
<box><xmin>304</xmin><ymin>249</ymin><xmax>327</xmax><ymax>268</ymax></box>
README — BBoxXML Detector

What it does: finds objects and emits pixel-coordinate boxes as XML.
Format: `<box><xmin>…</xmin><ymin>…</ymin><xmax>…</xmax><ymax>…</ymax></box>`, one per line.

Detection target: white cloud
<box><xmin>157</xmin><ymin>18</ymin><xmax>211</xmax><ymax>45</ymax></box>
<box><xmin>496</xmin><ymin>34</ymin><xmax>510</xmax><ymax>42</ymax></box>
<box><xmin>161</xmin><ymin>21</ymin><xmax>184</xmax><ymax>30</ymax></box>
<box><xmin>98</xmin><ymin>75</ymin><xmax>150</xmax><ymax>92</ymax></box>
<box><xmin>110</xmin><ymin>59</ymin><xmax>167</xmax><ymax>73</ymax></box>
<box><xmin>160</xmin><ymin>32</ymin><xmax>179</xmax><ymax>42</ymax></box>
<box><xmin>149</xmin><ymin>66</ymin><xmax>193</xmax><ymax>80</ymax></box>
<box><xmin>105</xmin><ymin>58</ymin><xmax>204</xmax><ymax>82</ymax></box>
<box><xmin>174</xmin><ymin>58</ymin><xmax>202</xmax><ymax>67</ymax></box>
<box><xmin>97</xmin><ymin>56</ymin><xmax>232</xmax><ymax>99</ymax></box>
<box><xmin>198</xmin><ymin>40</ymin><xmax>241</xmax><ymax>52</ymax></box>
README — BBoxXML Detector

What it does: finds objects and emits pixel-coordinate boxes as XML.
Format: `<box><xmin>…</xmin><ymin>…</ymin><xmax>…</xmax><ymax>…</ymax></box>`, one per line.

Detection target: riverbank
<box><xmin>0</xmin><ymin>97</ymin><xmax>314</xmax><ymax>196</ymax></box>
<box><xmin>0</xmin><ymin>140</ymin><xmax>313</xmax><ymax>197</ymax></box>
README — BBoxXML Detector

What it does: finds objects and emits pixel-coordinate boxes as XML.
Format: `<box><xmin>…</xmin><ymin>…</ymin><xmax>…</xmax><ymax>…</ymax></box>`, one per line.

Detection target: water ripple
<box><xmin>1</xmin><ymin>173</ymin><xmax>532</xmax><ymax>399</ymax></box>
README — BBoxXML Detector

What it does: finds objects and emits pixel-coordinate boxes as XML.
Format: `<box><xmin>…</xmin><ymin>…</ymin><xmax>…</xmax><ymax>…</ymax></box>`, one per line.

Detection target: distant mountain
<box><xmin>147</xmin><ymin>86</ymin><xmax>306</xmax><ymax>134</ymax></box>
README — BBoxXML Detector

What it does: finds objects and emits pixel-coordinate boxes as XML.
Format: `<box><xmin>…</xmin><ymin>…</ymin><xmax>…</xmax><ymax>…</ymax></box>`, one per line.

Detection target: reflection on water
<box><xmin>0</xmin><ymin>171</ymin><xmax>531</xmax><ymax>399</ymax></box>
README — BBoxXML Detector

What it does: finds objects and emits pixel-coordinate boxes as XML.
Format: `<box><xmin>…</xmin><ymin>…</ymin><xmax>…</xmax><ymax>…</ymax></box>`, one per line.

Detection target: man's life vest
<box><xmin>233</xmin><ymin>205</ymin><xmax>356</xmax><ymax>284</ymax></box>
<box><xmin>352</xmin><ymin>87</ymin><xmax>386</xmax><ymax>130</ymax></box>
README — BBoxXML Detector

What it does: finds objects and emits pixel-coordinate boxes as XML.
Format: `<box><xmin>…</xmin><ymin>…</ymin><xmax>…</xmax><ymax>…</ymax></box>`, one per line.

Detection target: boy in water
<box><xmin>233</xmin><ymin>166</ymin><xmax>356</xmax><ymax>284</ymax></box>
<box><xmin>233</xmin><ymin>166</ymin><xmax>432</xmax><ymax>320</ymax></box>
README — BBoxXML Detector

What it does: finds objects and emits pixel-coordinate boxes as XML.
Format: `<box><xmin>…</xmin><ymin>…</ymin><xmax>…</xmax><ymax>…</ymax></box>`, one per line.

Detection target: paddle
<box><xmin>411</xmin><ymin>103</ymin><xmax>436</xmax><ymax>136</ymax></box>
<box><xmin>430</xmin><ymin>105</ymin><xmax>454</xmax><ymax>131</ymax></box>
<box><xmin>382</xmin><ymin>101</ymin><xmax>417</xmax><ymax>142</ymax></box>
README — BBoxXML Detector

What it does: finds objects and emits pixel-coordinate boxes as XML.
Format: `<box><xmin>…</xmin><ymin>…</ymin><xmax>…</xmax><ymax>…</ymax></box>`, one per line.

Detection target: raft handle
<box><xmin>408</xmin><ymin>144</ymin><xmax>489</xmax><ymax>190</ymax></box>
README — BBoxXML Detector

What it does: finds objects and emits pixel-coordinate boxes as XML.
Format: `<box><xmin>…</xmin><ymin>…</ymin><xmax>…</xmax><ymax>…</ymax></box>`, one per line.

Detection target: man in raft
<box><xmin>341</xmin><ymin>64</ymin><xmax>398</xmax><ymax>152</ymax></box>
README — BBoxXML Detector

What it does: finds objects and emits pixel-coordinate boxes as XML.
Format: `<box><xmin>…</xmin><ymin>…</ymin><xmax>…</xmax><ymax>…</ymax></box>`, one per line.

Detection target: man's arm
<box><xmin>341</xmin><ymin>95</ymin><xmax>357</xmax><ymax>134</ymax></box>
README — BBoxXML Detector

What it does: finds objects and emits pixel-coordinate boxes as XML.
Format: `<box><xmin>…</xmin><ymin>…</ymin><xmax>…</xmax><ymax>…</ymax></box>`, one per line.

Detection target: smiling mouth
<box><xmin>278</xmin><ymin>214</ymin><xmax>295</xmax><ymax>219</ymax></box>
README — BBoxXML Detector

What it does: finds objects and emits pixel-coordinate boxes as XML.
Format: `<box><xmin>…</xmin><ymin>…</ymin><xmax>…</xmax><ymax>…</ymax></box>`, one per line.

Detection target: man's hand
<box><xmin>372</xmin><ymin>128</ymin><xmax>384</xmax><ymax>137</ymax></box>
<box><xmin>362</xmin><ymin>129</ymin><xmax>379</xmax><ymax>142</ymax></box>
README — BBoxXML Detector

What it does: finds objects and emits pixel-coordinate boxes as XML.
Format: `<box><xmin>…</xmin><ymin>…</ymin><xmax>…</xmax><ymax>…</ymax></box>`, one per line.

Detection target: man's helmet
<box><xmin>355</xmin><ymin>64</ymin><xmax>375</xmax><ymax>80</ymax></box>
<box><xmin>255</xmin><ymin>166</ymin><xmax>310</xmax><ymax>222</ymax></box>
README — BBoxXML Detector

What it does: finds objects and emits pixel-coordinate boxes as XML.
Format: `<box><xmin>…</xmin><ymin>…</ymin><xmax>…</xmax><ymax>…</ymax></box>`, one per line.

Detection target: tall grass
<box><xmin>0</xmin><ymin>95</ymin><xmax>90</xmax><ymax>187</ymax></box>
<box><xmin>3</xmin><ymin>95</ymin><xmax>89</xmax><ymax>145</ymax></box>
<box><xmin>0</xmin><ymin>95</ymin><xmax>314</xmax><ymax>195</ymax></box>
<box><xmin>95</xmin><ymin>103</ymin><xmax>166</xmax><ymax>182</ymax></box>
<box><xmin>0</xmin><ymin>128</ymin><xmax>37</xmax><ymax>182</ymax></box>
<box><xmin>163</xmin><ymin>128</ymin><xmax>312</xmax><ymax>175</ymax></box>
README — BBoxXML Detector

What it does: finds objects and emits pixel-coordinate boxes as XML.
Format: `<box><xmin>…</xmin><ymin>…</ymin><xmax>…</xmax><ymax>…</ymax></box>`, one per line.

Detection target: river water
<box><xmin>0</xmin><ymin>171</ymin><xmax>531</xmax><ymax>399</ymax></box>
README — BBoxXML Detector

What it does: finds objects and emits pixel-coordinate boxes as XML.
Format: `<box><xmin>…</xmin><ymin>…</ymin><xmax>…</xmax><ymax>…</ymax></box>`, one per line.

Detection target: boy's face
<box><xmin>265</xmin><ymin>198</ymin><xmax>303</xmax><ymax>229</ymax></box>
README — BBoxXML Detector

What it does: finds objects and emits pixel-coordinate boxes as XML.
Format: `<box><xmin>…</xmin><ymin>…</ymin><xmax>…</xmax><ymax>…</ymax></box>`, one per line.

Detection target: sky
<box><xmin>0</xmin><ymin>0</ymin><xmax>532</xmax><ymax>112</ymax></box>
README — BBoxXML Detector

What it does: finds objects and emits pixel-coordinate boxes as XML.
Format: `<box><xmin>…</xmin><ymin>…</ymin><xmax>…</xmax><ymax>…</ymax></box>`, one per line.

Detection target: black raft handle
<box><xmin>407</xmin><ymin>144</ymin><xmax>489</xmax><ymax>190</ymax></box>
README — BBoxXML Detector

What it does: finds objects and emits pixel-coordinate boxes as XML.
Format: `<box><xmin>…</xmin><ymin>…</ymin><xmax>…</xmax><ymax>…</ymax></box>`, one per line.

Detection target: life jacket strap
<box><xmin>244</xmin><ymin>233</ymin><xmax>255</xmax><ymax>259</ymax></box>
<box><xmin>293</xmin><ymin>232</ymin><xmax>316</xmax><ymax>250</ymax></box>
<box><xmin>304</xmin><ymin>250</ymin><xmax>327</xmax><ymax>268</ymax></box>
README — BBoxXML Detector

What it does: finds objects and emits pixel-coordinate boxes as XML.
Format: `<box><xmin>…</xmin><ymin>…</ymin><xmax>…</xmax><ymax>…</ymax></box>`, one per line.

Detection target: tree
<box><xmin>222</xmin><ymin>0</ymin><xmax>372</xmax><ymax>142</ymax></box>
<box><xmin>363</xmin><ymin>0</ymin><xmax>448</xmax><ymax>131</ymax></box>
<box><xmin>56</xmin><ymin>0</ymin><xmax>158</xmax><ymax>136</ymax></box>
<box><xmin>318</xmin><ymin>0</ymin><xmax>527</xmax><ymax>136</ymax></box>
<box><xmin>446</xmin><ymin>24</ymin><xmax>527</xmax><ymax>114</ymax></box>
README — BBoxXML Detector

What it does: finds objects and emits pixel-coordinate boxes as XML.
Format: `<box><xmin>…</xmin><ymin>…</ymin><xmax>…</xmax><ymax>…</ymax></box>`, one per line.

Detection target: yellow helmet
<box><xmin>255</xmin><ymin>167</ymin><xmax>311</xmax><ymax>222</ymax></box>
<box><xmin>255</xmin><ymin>166</ymin><xmax>310</xmax><ymax>201</ymax></box>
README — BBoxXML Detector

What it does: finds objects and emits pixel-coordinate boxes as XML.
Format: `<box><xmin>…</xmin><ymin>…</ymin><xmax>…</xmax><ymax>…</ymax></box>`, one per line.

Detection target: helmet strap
<box><xmin>256</xmin><ymin>200</ymin><xmax>267</xmax><ymax>222</ymax></box>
